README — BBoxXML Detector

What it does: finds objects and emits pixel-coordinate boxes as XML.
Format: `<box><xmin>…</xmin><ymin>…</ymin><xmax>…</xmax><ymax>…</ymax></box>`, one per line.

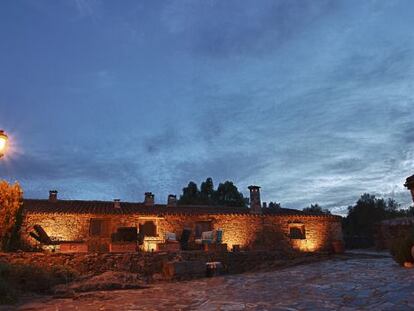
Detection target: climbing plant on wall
<box><xmin>0</xmin><ymin>180</ymin><xmax>23</xmax><ymax>251</ymax></box>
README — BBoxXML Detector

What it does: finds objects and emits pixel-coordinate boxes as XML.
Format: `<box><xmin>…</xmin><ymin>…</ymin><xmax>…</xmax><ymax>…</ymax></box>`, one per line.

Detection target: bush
<box><xmin>0</xmin><ymin>262</ymin><xmax>17</xmax><ymax>304</ymax></box>
<box><xmin>390</xmin><ymin>230</ymin><xmax>414</xmax><ymax>266</ymax></box>
<box><xmin>0</xmin><ymin>181</ymin><xmax>23</xmax><ymax>251</ymax></box>
<box><xmin>0</xmin><ymin>261</ymin><xmax>78</xmax><ymax>305</ymax></box>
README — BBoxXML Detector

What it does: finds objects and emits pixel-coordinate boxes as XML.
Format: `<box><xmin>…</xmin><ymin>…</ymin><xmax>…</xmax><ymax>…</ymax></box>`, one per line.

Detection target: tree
<box><xmin>303</xmin><ymin>204</ymin><xmax>331</xmax><ymax>215</ymax></box>
<box><xmin>342</xmin><ymin>193</ymin><xmax>407</xmax><ymax>247</ymax></box>
<box><xmin>0</xmin><ymin>181</ymin><xmax>23</xmax><ymax>251</ymax></box>
<box><xmin>179</xmin><ymin>181</ymin><xmax>200</xmax><ymax>205</ymax></box>
<box><xmin>200</xmin><ymin>177</ymin><xmax>214</xmax><ymax>205</ymax></box>
<box><xmin>178</xmin><ymin>178</ymin><xmax>247</xmax><ymax>207</ymax></box>
<box><xmin>268</xmin><ymin>202</ymin><xmax>282</xmax><ymax>209</ymax></box>
<box><xmin>404</xmin><ymin>205</ymin><xmax>414</xmax><ymax>217</ymax></box>
<box><xmin>215</xmin><ymin>181</ymin><xmax>246</xmax><ymax>207</ymax></box>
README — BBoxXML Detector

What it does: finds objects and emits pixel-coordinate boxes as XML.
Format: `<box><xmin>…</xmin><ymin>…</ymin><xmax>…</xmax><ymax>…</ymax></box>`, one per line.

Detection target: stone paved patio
<box><xmin>12</xmin><ymin>256</ymin><xmax>414</xmax><ymax>310</ymax></box>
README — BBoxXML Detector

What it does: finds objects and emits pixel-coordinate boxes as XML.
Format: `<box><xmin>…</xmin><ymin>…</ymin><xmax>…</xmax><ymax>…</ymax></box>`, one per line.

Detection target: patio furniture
<box><xmin>195</xmin><ymin>229</ymin><xmax>224</xmax><ymax>245</ymax></box>
<box><xmin>157</xmin><ymin>231</ymin><xmax>180</xmax><ymax>252</ymax></box>
<box><xmin>165</xmin><ymin>232</ymin><xmax>178</xmax><ymax>242</ymax></box>
<box><xmin>180</xmin><ymin>228</ymin><xmax>192</xmax><ymax>250</ymax></box>
<box><xmin>195</xmin><ymin>230</ymin><xmax>215</xmax><ymax>245</ymax></box>
<box><xmin>30</xmin><ymin>225</ymin><xmax>57</xmax><ymax>245</ymax></box>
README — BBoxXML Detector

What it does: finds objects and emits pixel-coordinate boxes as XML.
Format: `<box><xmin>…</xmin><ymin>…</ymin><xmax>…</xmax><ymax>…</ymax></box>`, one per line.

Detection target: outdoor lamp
<box><xmin>0</xmin><ymin>130</ymin><xmax>8</xmax><ymax>158</ymax></box>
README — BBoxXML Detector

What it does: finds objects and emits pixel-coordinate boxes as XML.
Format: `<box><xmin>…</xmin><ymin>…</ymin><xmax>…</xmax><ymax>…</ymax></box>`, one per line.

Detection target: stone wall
<box><xmin>0</xmin><ymin>250</ymin><xmax>305</xmax><ymax>279</ymax></box>
<box><xmin>21</xmin><ymin>212</ymin><xmax>342</xmax><ymax>252</ymax></box>
<box><xmin>375</xmin><ymin>220</ymin><xmax>414</xmax><ymax>250</ymax></box>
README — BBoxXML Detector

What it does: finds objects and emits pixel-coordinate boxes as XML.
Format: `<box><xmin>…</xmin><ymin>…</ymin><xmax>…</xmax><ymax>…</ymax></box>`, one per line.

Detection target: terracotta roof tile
<box><xmin>22</xmin><ymin>199</ymin><xmax>339</xmax><ymax>218</ymax></box>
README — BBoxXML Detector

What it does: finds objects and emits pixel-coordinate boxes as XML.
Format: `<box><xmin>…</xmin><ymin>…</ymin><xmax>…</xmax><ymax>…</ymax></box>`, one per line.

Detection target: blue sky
<box><xmin>1</xmin><ymin>0</ymin><xmax>414</xmax><ymax>214</ymax></box>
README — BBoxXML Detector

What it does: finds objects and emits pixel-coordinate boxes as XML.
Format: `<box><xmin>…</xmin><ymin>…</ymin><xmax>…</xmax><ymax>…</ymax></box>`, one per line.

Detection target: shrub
<box><xmin>390</xmin><ymin>230</ymin><xmax>414</xmax><ymax>266</ymax></box>
<box><xmin>0</xmin><ymin>261</ymin><xmax>78</xmax><ymax>305</ymax></box>
<box><xmin>0</xmin><ymin>181</ymin><xmax>23</xmax><ymax>251</ymax></box>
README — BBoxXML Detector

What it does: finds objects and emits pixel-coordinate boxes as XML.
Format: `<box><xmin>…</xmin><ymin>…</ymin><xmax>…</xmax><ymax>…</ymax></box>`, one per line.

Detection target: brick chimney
<box><xmin>404</xmin><ymin>174</ymin><xmax>414</xmax><ymax>203</ymax></box>
<box><xmin>144</xmin><ymin>192</ymin><xmax>154</xmax><ymax>207</ymax></box>
<box><xmin>167</xmin><ymin>194</ymin><xmax>177</xmax><ymax>207</ymax></box>
<box><xmin>114</xmin><ymin>199</ymin><xmax>121</xmax><ymax>209</ymax></box>
<box><xmin>49</xmin><ymin>190</ymin><xmax>58</xmax><ymax>202</ymax></box>
<box><xmin>248</xmin><ymin>185</ymin><xmax>262</xmax><ymax>214</ymax></box>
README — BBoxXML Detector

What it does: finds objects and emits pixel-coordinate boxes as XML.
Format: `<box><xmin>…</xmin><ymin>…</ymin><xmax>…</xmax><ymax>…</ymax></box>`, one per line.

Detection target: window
<box><xmin>139</xmin><ymin>221</ymin><xmax>157</xmax><ymax>237</ymax></box>
<box><xmin>195</xmin><ymin>221</ymin><xmax>212</xmax><ymax>238</ymax></box>
<box><xmin>289</xmin><ymin>224</ymin><xmax>306</xmax><ymax>239</ymax></box>
<box><xmin>89</xmin><ymin>219</ymin><xmax>111</xmax><ymax>237</ymax></box>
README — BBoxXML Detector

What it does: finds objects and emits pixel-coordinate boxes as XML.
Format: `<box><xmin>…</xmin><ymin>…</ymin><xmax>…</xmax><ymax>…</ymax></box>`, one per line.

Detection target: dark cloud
<box><xmin>162</xmin><ymin>0</ymin><xmax>337</xmax><ymax>58</ymax></box>
<box><xmin>1</xmin><ymin>1</ymin><xmax>414</xmax><ymax>213</ymax></box>
<box><xmin>143</xmin><ymin>127</ymin><xmax>180</xmax><ymax>155</ymax></box>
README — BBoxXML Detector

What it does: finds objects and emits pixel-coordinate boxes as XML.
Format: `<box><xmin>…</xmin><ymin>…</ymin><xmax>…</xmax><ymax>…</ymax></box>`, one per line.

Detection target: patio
<box><xmin>13</xmin><ymin>254</ymin><xmax>414</xmax><ymax>311</ymax></box>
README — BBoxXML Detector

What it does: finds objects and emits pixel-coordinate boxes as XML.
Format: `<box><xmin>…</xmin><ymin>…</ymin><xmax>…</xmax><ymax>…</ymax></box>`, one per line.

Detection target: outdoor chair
<box><xmin>165</xmin><ymin>232</ymin><xmax>178</xmax><ymax>243</ymax></box>
<box><xmin>195</xmin><ymin>230</ymin><xmax>215</xmax><ymax>245</ymax></box>
<box><xmin>30</xmin><ymin>225</ymin><xmax>57</xmax><ymax>245</ymax></box>
<box><xmin>195</xmin><ymin>229</ymin><xmax>224</xmax><ymax>245</ymax></box>
<box><xmin>180</xmin><ymin>228</ymin><xmax>192</xmax><ymax>250</ymax></box>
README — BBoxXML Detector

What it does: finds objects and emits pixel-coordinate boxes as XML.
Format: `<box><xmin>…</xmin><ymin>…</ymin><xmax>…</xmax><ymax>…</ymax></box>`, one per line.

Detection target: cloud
<box><xmin>161</xmin><ymin>0</ymin><xmax>337</xmax><ymax>58</ymax></box>
<box><xmin>74</xmin><ymin>0</ymin><xmax>101</xmax><ymax>19</ymax></box>
<box><xmin>3</xmin><ymin>0</ymin><xmax>414</xmax><ymax>213</ymax></box>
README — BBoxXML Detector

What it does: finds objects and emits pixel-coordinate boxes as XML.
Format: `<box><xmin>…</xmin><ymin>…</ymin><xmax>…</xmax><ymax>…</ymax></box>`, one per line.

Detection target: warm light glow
<box><xmin>292</xmin><ymin>239</ymin><xmax>319</xmax><ymax>252</ymax></box>
<box><xmin>0</xmin><ymin>131</ymin><xmax>7</xmax><ymax>157</ymax></box>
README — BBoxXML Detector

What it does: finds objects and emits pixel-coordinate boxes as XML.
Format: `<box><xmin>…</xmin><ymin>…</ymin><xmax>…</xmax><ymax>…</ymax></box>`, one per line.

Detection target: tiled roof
<box><xmin>22</xmin><ymin>199</ymin><xmax>339</xmax><ymax>218</ymax></box>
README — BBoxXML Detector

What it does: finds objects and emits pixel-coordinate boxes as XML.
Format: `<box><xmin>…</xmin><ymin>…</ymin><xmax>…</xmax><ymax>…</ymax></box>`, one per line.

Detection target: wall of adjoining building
<box><xmin>21</xmin><ymin>212</ymin><xmax>342</xmax><ymax>252</ymax></box>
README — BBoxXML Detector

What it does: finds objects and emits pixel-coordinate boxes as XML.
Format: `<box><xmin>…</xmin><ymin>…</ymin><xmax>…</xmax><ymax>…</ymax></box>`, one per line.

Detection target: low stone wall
<box><xmin>375</xmin><ymin>222</ymin><xmax>414</xmax><ymax>250</ymax></box>
<box><xmin>0</xmin><ymin>250</ymin><xmax>305</xmax><ymax>280</ymax></box>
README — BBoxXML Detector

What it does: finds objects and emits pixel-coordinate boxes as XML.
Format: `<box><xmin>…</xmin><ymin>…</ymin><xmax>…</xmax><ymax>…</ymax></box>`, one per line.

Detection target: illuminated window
<box><xmin>289</xmin><ymin>224</ymin><xmax>306</xmax><ymax>239</ymax></box>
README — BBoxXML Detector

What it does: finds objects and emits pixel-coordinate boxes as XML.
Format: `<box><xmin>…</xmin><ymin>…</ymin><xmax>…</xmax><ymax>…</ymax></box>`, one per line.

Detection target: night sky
<box><xmin>1</xmin><ymin>1</ymin><xmax>413</xmax><ymax>215</ymax></box>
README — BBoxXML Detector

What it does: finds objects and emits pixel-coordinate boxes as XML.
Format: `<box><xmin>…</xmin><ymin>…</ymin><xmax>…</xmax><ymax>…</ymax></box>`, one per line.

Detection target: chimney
<box><xmin>248</xmin><ymin>185</ymin><xmax>262</xmax><ymax>214</ymax></box>
<box><xmin>144</xmin><ymin>192</ymin><xmax>154</xmax><ymax>207</ymax></box>
<box><xmin>167</xmin><ymin>194</ymin><xmax>177</xmax><ymax>207</ymax></box>
<box><xmin>405</xmin><ymin>174</ymin><xmax>414</xmax><ymax>203</ymax></box>
<box><xmin>263</xmin><ymin>202</ymin><xmax>267</xmax><ymax>209</ymax></box>
<box><xmin>49</xmin><ymin>190</ymin><xmax>58</xmax><ymax>202</ymax></box>
<box><xmin>114</xmin><ymin>199</ymin><xmax>121</xmax><ymax>209</ymax></box>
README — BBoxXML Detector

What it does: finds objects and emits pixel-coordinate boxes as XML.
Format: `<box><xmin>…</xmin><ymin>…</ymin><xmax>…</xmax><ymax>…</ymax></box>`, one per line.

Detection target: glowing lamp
<box><xmin>0</xmin><ymin>130</ymin><xmax>8</xmax><ymax>158</ymax></box>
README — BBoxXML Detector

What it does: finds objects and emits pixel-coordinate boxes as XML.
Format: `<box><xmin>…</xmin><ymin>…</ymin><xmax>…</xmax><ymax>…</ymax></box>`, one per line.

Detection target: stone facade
<box><xmin>20</xmin><ymin>186</ymin><xmax>342</xmax><ymax>253</ymax></box>
<box><xmin>21</xmin><ymin>211</ymin><xmax>342</xmax><ymax>253</ymax></box>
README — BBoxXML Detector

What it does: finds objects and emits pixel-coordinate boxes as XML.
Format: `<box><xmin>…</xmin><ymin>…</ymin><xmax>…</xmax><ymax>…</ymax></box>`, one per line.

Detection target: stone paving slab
<box><xmin>9</xmin><ymin>257</ymin><xmax>414</xmax><ymax>310</ymax></box>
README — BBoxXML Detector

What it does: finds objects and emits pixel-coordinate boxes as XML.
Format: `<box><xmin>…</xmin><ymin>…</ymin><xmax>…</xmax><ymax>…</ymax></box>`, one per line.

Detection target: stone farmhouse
<box><xmin>21</xmin><ymin>186</ymin><xmax>343</xmax><ymax>253</ymax></box>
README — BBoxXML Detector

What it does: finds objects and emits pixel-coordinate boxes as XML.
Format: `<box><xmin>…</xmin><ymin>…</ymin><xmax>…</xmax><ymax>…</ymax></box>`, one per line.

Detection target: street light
<box><xmin>0</xmin><ymin>130</ymin><xmax>8</xmax><ymax>158</ymax></box>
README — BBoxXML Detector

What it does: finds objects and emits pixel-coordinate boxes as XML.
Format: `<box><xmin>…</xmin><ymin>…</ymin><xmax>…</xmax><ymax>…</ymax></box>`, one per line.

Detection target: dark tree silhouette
<box><xmin>179</xmin><ymin>181</ymin><xmax>200</xmax><ymax>205</ymax></box>
<box><xmin>215</xmin><ymin>181</ymin><xmax>246</xmax><ymax>207</ymax></box>
<box><xmin>200</xmin><ymin>177</ymin><xmax>214</xmax><ymax>205</ymax></box>
<box><xmin>178</xmin><ymin>178</ymin><xmax>246</xmax><ymax>207</ymax></box>
<box><xmin>268</xmin><ymin>202</ymin><xmax>282</xmax><ymax>209</ymax></box>
<box><xmin>343</xmin><ymin>193</ymin><xmax>407</xmax><ymax>247</ymax></box>
<box><xmin>302</xmin><ymin>204</ymin><xmax>331</xmax><ymax>215</ymax></box>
